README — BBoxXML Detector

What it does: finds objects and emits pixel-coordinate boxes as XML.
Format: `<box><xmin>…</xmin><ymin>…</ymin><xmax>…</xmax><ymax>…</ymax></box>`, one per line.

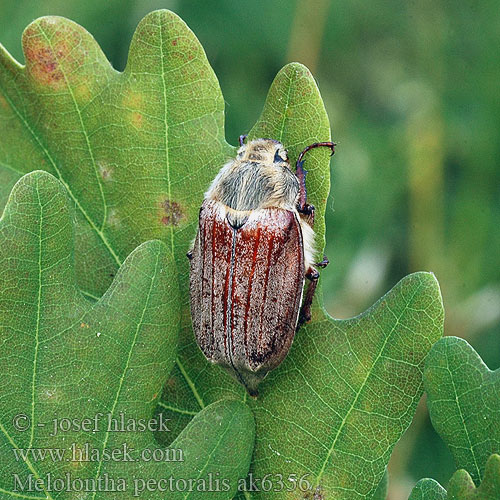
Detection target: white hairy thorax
<box><xmin>204</xmin><ymin>138</ymin><xmax>316</xmax><ymax>271</ymax></box>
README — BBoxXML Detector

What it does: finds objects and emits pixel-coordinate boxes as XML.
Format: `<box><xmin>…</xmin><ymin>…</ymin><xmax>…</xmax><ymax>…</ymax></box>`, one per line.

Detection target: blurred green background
<box><xmin>1</xmin><ymin>0</ymin><xmax>499</xmax><ymax>497</ymax></box>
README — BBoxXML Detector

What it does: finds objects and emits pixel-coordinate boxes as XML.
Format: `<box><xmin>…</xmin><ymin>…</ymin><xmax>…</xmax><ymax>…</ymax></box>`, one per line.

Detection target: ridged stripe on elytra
<box><xmin>227</xmin><ymin>227</ymin><xmax>251</xmax><ymax>388</ymax></box>
<box><xmin>222</xmin><ymin>226</ymin><xmax>232</xmax><ymax>356</ymax></box>
<box><xmin>201</xmin><ymin>212</ymin><xmax>212</xmax><ymax>350</ymax></box>
<box><xmin>192</xmin><ymin>204</ymin><xmax>306</xmax><ymax>383</ymax></box>
<box><xmin>257</xmin><ymin>233</ymin><xmax>275</xmax><ymax>349</ymax></box>
<box><xmin>210</xmin><ymin>215</ymin><xmax>216</xmax><ymax>352</ymax></box>
<box><xmin>243</xmin><ymin>226</ymin><xmax>262</xmax><ymax>360</ymax></box>
<box><xmin>226</xmin><ymin>228</ymin><xmax>237</xmax><ymax>362</ymax></box>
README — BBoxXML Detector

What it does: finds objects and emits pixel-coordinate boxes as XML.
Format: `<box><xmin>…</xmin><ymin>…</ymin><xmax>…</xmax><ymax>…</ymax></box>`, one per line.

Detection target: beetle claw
<box><xmin>316</xmin><ymin>255</ymin><xmax>329</xmax><ymax>268</ymax></box>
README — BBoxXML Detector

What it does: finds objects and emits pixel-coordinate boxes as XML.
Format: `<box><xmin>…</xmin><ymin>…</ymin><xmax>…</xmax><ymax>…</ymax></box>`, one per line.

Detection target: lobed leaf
<box><xmin>408</xmin><ymin>454</ymin><xmax>500</xmax><ymax>500</ymax></box>
<box><xmin>424</xmin><ymin>337</ymin><xmax>500</xmax><ymax>484</ymax></box>
<box><xmin>0</xmin><ymin>11</ymin><xmax>446</xmax><ymax>500</ymax></box>
<box><xmin>0</xmin><ymin>171</ymin><xmax>254</xmax><ymax>498</ymax></box>
<box><xmin>246</xmin><ymin>272</ymin><xmax>443</xmax><ymax>499</ymax></box>
<box><xmin>0</xmin><ymin>9</ymin><xmax>230</xmax><ymax>299</ymax></box>
<box><xmin>447</xmin><ymin>454</ymin><xmax>500</xmax><ymax>500</ymax></box>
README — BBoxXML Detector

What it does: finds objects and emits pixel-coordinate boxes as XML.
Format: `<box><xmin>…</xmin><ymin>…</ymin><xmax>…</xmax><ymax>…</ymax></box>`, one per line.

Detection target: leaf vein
<box><xmin>37</xmin><ymin>25</ymin><xmax>108</xmax><ymax>232</ymax></box>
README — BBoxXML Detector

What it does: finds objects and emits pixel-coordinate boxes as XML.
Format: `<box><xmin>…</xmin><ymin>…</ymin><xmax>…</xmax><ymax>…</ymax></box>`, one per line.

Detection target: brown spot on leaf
<box><xmin>0</xmin><ymin>95</ymin><xmax>8</xmax><ymax>109</ymax></box>
<box><xmin>23</xmin><ymin>26</ymin><xmax>37</xmax><ymax>39</ymax></box>
<box><xmin>26</xmin><ymin>44</ymin><xmax>64</xmax><ymax>87</ymax></box>
<box><xmin>24</xmin><ymin>21</ymin><xmax>95</xmax><ymax>92</ymax></box>
<box><xmin>160</xmin><ymin>199</ymin><xmax>185</xmax><ymax>226</ymax></box>
<box><xmin>172</xmin><ymin>38</ymin><xmax>178</xmax><ymax>46</ymax></box>
<box><xmin>131</xmin><ymin>112</ymin><xmax>143</xmax><ymax>128</ymax></box>
<box><xmin>98</xmin><ymin>162</ymin><xmax>113</xmax><ymax>180</ymax></box>
<box><xmin>303</xmin><ymin>486</ymin><xmax>324</xmax><ymax>500</ymax></box>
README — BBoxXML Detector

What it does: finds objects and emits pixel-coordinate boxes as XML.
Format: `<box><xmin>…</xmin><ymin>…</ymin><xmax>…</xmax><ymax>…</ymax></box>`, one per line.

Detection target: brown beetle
<box><xmin>188</xmin><ymin>136</ymin><xmax>335</xmax><ymax>395</ymax></box>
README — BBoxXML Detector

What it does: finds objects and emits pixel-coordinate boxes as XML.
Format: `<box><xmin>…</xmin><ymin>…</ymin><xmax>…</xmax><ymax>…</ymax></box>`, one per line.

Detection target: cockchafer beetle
<box><xmin>188</xmin><ymin>135</ymin><xmax>335</xmax><ymax>395</ymax></box>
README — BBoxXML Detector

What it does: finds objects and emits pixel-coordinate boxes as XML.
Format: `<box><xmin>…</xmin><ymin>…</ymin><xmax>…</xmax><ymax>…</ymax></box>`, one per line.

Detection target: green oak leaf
<box><xmin>0</xmin><ymin>9</ymin><xmax>231</xmax><ymax>300</ymax></box>
<box><xmin>447</xmin><ymin>454</ymin><xmax>500</xmax><ymax>500</ymax></box>
<box><xmin>0</xmin><ymin>171</ymin><xmax>255</xmax><ymax>499</ymax></box>
<box><xmin>162</xmin><ymin>50</ymin><xmax>444</xmax><ymax>500</ymax></box>
<box><xmin>241</xmin><ymin>272</ymin><xmax>443</xmax><ymax>500</ymax></box>
<box><xmin>408</xmin><ymin>454</ymin><xmax>500</xmax><ymax>500</ymax></box>
<box><xmin>409</xmin><ymin>479</ymin><xmax>447</xmax><ymax>500</ymax></box>
<box><xmin>424</xmin><ymin>337</ymin><xmax>500</xmax><ymax>485</ymax></box>
<box><xmin>0</xmin><ymin>11</ymin><xmax>445</xmax><ymax>499</ymax></box>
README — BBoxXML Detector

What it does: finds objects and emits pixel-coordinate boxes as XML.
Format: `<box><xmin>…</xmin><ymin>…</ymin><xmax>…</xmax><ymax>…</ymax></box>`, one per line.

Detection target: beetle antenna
<box><xmin>296</xmin><ymin>141</ymin><xmax>336</xmax><ymax>213</ymax></box>
<box><xmin>238</xmin><ymin>134</ymin><xmax>248</xmax><ymax>146</ymax></box>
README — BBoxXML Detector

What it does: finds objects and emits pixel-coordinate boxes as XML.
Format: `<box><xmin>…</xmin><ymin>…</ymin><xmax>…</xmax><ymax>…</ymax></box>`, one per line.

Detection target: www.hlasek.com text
<box><xmin>13</xmin><ymin>442</ymin><xmax>183</xmax><ymax>464</ymax></box>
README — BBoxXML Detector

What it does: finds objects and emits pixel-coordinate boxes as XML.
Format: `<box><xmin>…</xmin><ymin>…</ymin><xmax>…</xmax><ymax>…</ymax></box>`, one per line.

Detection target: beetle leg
<box><xmin>238</xmin><ymin>134</ymin><xmax>248</xmax><ymax>146</ymax></box>
<box><xmin>295</xmin><ymin>158</ymin><xmax>311</xmax><ymax>216</ymax></box>
<box><xmin>295</xmin><ymin>141</ymin><xmax>336</xmax><ymax>215</ymax></box>
<box><xmin>297</xmin><ymin>266</ymin><xmax>320</xmax><ymax>329</ymax></box>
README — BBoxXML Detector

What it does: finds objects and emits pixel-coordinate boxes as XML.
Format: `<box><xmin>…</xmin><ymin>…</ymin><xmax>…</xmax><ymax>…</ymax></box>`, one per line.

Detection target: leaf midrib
<box><xmin>157</xmin><ymin>13</ymin><xmax>174</xmax><ymax>258</ymax></box>
<box><xmin>29</xmin><ymin>180</ymin><xmax>43</xmax><ymax>450</ymax></box>
<box><xmin>0</xmin><ymin>422</ymin><xmax>54</xmax><ymax>500</ymax></box>
<box><xmin>447</xmin><ymin>355</ymin><xmax>482</xmax><ymax>482</ymax></box>
<box><xmin>90</xmin><ymin>246</ymin><xmax>161</xmax><ymax>500</ymax></box>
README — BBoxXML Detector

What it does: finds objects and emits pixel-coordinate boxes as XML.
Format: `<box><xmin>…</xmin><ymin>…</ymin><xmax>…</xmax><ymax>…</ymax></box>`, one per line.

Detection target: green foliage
<box><xmin>409</xmin><ymin>479</ymin><xmax>446</xmax><ymax>500</ymax></box>
<box><xmin>245</xmin><ymin>272</ymin><xmax>443</xmax><ymax>499</ymax></box>
<box><xmin>424</xmin><ymin>337</ymin><xmax>500</xmax><ymax>484</ymax></box>
<box><xmin>0</xmin><ymin>171</ymin><xmax>255</xmax><ymax>498</ymax></box>
<box><xmin>409</xmin><ymin>455</ymin><xmax>500</xmax><ymax>500</ymax></box>
<box><xmin>0</xmin><ymin>9</ymin><xmax>229</xmax><ymax>299</ymax></box>
<box><xmin>155</xmin><ymin>17</ymin><xmax>444</xmax><ymax>500</ymax></box>
<box><xmin>447</xmin><ymin>455</ymin><xmax>500</xmax><ymax>500</ymax></box>
<box><xmin>0</xmin><ymin>8</ymin><xmax>466</xmax><ymax>500</ymax></box>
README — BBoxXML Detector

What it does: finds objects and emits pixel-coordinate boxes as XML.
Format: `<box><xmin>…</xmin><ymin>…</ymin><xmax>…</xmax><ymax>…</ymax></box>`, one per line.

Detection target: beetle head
<box><xmin>237</xmin><ymin>138</ymin><xmax>289</xmax><ymax>167</ymax></box>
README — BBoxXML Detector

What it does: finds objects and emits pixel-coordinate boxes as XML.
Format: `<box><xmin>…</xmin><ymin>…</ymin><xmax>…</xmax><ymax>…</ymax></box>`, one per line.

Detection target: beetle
<box><xmin>188</xmin><ymin>135</ymin><xmax>335</xmax><ymax>396</ymax></box>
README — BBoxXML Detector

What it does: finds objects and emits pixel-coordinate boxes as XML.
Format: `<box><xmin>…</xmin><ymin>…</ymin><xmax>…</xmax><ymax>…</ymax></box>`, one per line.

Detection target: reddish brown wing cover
<box><xmin>189</xmin><ymin>199</ymin><xmax>305</xmax><ymax>395</ymax></box>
